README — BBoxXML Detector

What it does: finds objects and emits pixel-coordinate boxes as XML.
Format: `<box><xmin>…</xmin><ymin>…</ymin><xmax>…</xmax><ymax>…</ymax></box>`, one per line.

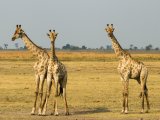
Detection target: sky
<box><xmin>0</xmin><ymin>0</ymin><xmax>160</xmax><ymax>49</ymax></box>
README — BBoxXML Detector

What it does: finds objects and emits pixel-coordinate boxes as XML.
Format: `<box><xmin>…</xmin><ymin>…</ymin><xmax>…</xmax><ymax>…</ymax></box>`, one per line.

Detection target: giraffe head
<box><xmin>105</xmin><ymin>24</ymin><xmax>115</xmax><ymax>37</ymax></box>
<box><xmin>12</xmin><ymin>25</ymin><xmax>25</xmax><ymax>41</ymax></box>
<box><xmin>47</xmin><ymin>30</ymin><xmax>58</xmax><ymax>43</ymax></box>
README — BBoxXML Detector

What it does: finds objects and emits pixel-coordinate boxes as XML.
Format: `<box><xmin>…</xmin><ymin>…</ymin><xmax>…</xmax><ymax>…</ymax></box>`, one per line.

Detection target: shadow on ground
<box><xmin>73</xmin><ymin>107</ymin><xmax>110</xmax><ymax>115</ymax></box>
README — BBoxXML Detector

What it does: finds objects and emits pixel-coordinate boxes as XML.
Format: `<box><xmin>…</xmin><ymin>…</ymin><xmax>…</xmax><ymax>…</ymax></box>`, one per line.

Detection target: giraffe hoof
<box><xmin>51</xmin><ymin>111</ymin><xmax>59</xmax><ymax>116</ymax></box>
<box><xmin>38</xmin><ymin>108</ymin><xmax>42</xmax><ymax>116</ymax></box>
<box><xmin>145</xmin><ymin>110</ymin><xmax>149</xmax><ymax>113</ymax></box>
<box><xmin>124</xmin><ymin>111</ymin><xmax>128</xmax><ymax>114</ymax></box>
<box><xmin>41</xmin><ymin>112</ymin><xmax>46</xmax><ymax>116</ymax></box>
<box><xmin>31</xmin><ymin>108</ymin><xmax>36</xmax><ymax>115</ymax></box>
<box><xmin>54</xmin><ymin>112</ymin><xmax>59</xmax><ymax>116</ymax></box>
<box><xmin>41</xmin><ymin>113</ymin><xmax>47</xmax><ymax>116</ymax></box>
<box><xmin>54</xmin><ymin>94</ymin><xmax>58</xmax><ymax>97</ymax></box>
<box><xmin>38</xmin><ymin>113</ymin><xmax>42</xmax><ymax>116</ymax></box>
<box><xmin>121</xmin><ymin>110</ymin><xmax>125</xmax><ymax>114</ymax></box>
<box><xmin>50</xmin><ymin>112</ymin><xmax>54</xmax><ymax>115</ymax></box>
<box><xmin>30</xmin><ymin>112</ymin><xmax>36</xmax><ymax>115</ymax></box>
<box><xmin>65</xmin><ymin>112</ymin><xmax>69</xmax><ymax>116</ymax></box>
<box><xmin>140</xmin><ymin>111</ymin><xmax>144</xmax><ymax>114</ymax></box>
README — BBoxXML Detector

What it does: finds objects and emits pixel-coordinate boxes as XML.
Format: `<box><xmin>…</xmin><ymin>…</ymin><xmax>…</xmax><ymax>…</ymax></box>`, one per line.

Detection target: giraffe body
<box><xmin>12</xmin><ymin>25</ymin><xmax>49</xmax><ymax>115</ymax></box>
<box><xmin>42</xmin><ymin>30</ymin><xmax>69</xmax><ymax>116</ymax></box>
<box><xmin>118</xmin><ymin>56</ymin><xmax>147</xmax><ymax>80</ymax></box>
<box><xmin>105</xmin><ymin>24</ymin><xmax>150</xmax><ymax>114</ymax></box>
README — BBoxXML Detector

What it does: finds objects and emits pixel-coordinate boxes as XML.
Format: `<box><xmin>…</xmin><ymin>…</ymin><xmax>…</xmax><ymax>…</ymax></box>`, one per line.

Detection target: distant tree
<box><xmin>4</xmin><ymin>44</ymin><xmax>8</xmax><ymax>49</ymax></box>
<box><xmin>130</xmin><ymin>44</ymin><xmax>134</xmax><ymax>50</ymax></box>
<box><xmin>82</xmin><ymin>45</ymin><xmax>87</xmax><ymax>50</ymax></box>
<box><xmin>99</xmin><ymin>46</ymin><xmax>105</xmax><ymax>50</ymax></box>
<box><xmin>15</xmin><ymin>43</ymin><xmax>19</xmax><ymax>49</ymax></box>
<box><xmin>70</xmin><ymin>46</ymin><xmax>80</xmax><ymax>50</ymax></box>
<box><xmin>66</xmin><ymin>44</ymin><xmax>71</xmax><ymax>49</ymax></box>
<box><xmin>155</xmin><ymin>47</ymin><xmax>159</xmax><ymax>51</ymax></box>
<box><xmin>133</xmin><ymin>46</ymin><xmax>138</xmax><ymax>50</ymax></box>
<box><xmin>106</xmin><ymin>45</ymin><xmax>112</xmax><ymax>50</ymax></box>
<box><xmin>0</xmin><ymin>46</ymin><xmax>3</xmax><ymax>50</ymax></box>
<box><xmin>62</xmin><ymin>44</ymin><xmax>71</xmax><ymax>50</ymax></box>
<box><xmin>145</xmin><ymin>44</ymin><xmax>153</xmax><ymax>51</ymax></box>
<box><xmin>23</xmin><ymin>45</ymin><xmax>27</xmax><ymax>50</ymax></box>
<box><xmin>19</xmin><ymin>47</ymin><xmax>24</xmax><ymax>50</ymax></box>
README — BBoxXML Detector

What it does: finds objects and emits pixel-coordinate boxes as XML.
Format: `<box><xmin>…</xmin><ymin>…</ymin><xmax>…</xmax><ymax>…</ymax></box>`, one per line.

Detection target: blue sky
<box><xmin>0</xmin><ymin>0</ymin><xmax>160</xmax><ymax>49</ymax></box>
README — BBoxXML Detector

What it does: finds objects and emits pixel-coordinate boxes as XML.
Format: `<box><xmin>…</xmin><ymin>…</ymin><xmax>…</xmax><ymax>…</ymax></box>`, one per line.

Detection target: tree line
<box><xmin>0</xmin><ymin>43</ymin><xmax>159</xmax><ymax>51</ymax></box>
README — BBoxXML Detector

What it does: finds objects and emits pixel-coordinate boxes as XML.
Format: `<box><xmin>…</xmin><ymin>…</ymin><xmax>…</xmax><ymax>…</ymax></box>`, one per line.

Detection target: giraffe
<box><xmin>105</xmin><ymin>24</ymin><xmax>150</xmax><ymax>114</ymax></box>
<box><xmin>41</xmin><ymin>30</ymin><xmax>69</xmax><ymax>116</ymax></box>
<box><xmin>12</xmin><ymin>25</ymin><xmax>49</xmax><ymax>115</ymax></box>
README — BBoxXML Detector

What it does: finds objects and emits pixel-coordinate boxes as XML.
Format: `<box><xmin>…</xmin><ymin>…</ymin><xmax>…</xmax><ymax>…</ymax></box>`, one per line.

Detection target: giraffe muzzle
<box><xmin>12</xmin><ymin>37</ymin><xmax>16</xmax><ymax>41</ymax></box>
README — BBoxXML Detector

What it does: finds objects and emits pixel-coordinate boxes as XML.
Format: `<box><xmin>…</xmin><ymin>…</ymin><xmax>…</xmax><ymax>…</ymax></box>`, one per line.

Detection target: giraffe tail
<box><xmin>59</xmin><ymin>85</ymin><xmax>63</xmax><ymax>96</ymax></box>
<box><xmin>55</xmin><ymin>83</ymin><xmax>63</xmax><ymax>97</ymax></box>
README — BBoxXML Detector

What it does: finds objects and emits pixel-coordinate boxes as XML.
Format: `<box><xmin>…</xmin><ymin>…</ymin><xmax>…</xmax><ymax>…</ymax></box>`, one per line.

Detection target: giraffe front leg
<box><xmin>124</xmin><ymin>80</ymin><xmax>129</xmax><ymax>114</ymax></box>
<box><xmin>38</xmin><ymin>74</ymin><xmax>45</xmax><ymax>115</ymax></box>
<box><xmin>51</xmin><ymin>99</ymin><xmax>59</xmax><ymax>116</ymax></box>
<box><xmin>125</xmin><ymin>93</ymin><xmax>129</xmax><ymax>114</ymax></box>
<box><xmin>31</xmin><ymin>75</ymin><xmax>40</xmax><ymax>115</ymax></box>
<box><xmin>42</xmin><ymin>74</ymin><xmax>52</xmax><ymax>116</ymax></box>
<box><xmin>121</xmin><ymin>79</ymin><xmax>129</xmax><ymax>114</ymax></box>
<box><xmin>121</xmin><ymin>92</ymin><xmax>125</xmax><ymax>114</ymax></box>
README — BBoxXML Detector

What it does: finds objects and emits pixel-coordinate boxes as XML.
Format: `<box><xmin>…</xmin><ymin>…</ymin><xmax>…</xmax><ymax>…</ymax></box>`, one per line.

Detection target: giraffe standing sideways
<box><xmin>12</xmin><ymin>25</ymin><xmax>49</xmax><ymax>115</ymax></box>
<box><xmin>41</xmin><ymin>30</ymin><xmax>69</xmax><ymax>116</ymax></box>
<box><xmin>105</xmin><ymin>24</ymin><xmax>150</xmax><ymax>114</ymax></box>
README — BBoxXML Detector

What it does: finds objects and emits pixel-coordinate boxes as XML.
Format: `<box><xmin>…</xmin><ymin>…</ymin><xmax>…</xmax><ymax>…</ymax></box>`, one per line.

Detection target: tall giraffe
<box><xmin>42</xmin><ymin>30</ymin><xmax>69</xmax><ymax>116</ymax></box>
<box><xmin>105</xmin><ymin>24</ymin><xmax>150</xmax><ymax>114</ymax></box>
<box><xmin>12</xmin><ymin>25</ymin><xmax>49</xmax><ymax>115</ymax></box>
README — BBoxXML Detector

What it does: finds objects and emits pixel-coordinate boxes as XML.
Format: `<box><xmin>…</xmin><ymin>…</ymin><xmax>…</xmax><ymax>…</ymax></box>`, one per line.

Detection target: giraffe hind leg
<box><xmin>140</xmin><ymin>68</ymin><xmax>149</xmax><ymax>113</ymax></box>
<box><xmin>63</xmin><ymin>87</ymin><xmax>69</xmax><ymax>115</ymax></box>
<box><xmin>144</xmin><ymin>85</ymin><xmax>150</xmax><ymax>113</ymax></box>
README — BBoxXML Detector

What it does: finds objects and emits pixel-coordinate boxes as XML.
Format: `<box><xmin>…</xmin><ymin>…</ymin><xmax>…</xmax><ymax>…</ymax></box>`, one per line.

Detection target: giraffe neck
<box><xmin>109</xmin><ymin>34</ymin><xmax>129</xmax><ymax>58</ymax></box>
<box><xmin>51</xmin><ymin>41</ymin><xmax>57</xmax><ymax>61</ymax></box>
<box><xmin>22</xmin><ymin>33</ymin><xmax>49</xmax><ymax>59</ymax></box>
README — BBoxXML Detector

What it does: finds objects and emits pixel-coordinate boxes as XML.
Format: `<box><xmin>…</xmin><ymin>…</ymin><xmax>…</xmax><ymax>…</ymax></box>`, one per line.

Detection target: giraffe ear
<box><xmin>19</xmin><ymin>25</ymin><xmax>21</xmax><ymax>28</ymax></box>
<box><xmin>53</xmin><ymin>30</ymin><xmax>55</xmax><ymax>32</ymax></box>
<box><xmin>55</xmin><ymin>33</ymin><xmax>58</xmax><ymax>37</ymax></box>
<box><xmin>47</xmin><ymin>33</ymin><xmax>50</xmax><ymax>36</ymax></box>
<box><xmin>16</xmin><ymin>25</ymin><xmax>19</xmax><ymax>28</ymax></box>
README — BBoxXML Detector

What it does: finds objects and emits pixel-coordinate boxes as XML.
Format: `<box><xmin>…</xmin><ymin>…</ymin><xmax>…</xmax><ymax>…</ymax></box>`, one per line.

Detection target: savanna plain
<box><xmin>0</xmin><ymin>51</ymin><xmax>160</xmax><ymax>120</ymax></box>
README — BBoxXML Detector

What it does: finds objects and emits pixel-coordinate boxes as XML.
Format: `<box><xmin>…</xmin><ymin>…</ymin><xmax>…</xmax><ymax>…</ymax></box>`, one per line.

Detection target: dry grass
<box><xmin>0</xmin><ymin>50</ymin><xmax>160</xmax><ymax>61</ymax></box>
<box><xmin>0</xmin><ymin>51</ymin><xmax>160</xmax><ymax>120</ymax></box>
